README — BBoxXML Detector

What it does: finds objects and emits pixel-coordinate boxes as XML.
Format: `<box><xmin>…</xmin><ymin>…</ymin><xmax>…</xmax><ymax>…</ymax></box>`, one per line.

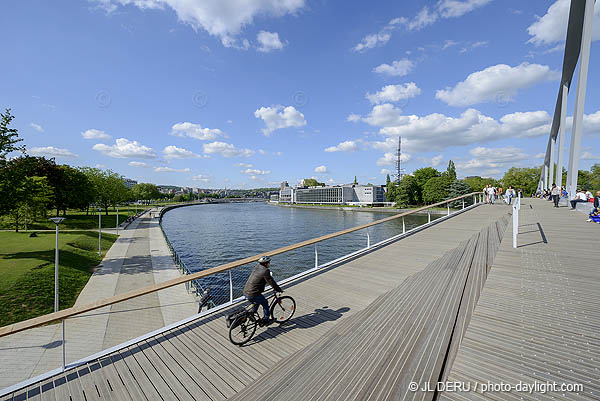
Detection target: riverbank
<box><xmin>271</xmin><ymin>202</ymin><xmax>449</xmax><ymax>215</ymax></box>
<box><xmin>0</xmin><ymin>208</ymin><xmax>197</xmax><ymax>389</ymax></box>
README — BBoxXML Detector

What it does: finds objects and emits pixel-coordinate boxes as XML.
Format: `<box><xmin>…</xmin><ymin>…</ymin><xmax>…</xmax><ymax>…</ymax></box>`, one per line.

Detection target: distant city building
<box><xmin>278</xmin><ymin>183</ymin><xmax>388</xmax><ymax>206</ymax></box>
<box><xmin>122</xmin><ymin>178</ymin><xmax>137</xmax><ymax>189</ymax></box>
<box><xmin>280</xmin><ymin>181</ymin><xmax>289</xmax><ymax>191</ymax></box>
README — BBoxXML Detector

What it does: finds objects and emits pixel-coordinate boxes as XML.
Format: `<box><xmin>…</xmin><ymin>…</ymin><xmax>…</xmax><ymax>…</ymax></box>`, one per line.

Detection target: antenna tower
<box><xmin>395</xmin><ymin>136</ymin><xmax>406</xmax><ymax>183</ymax></box>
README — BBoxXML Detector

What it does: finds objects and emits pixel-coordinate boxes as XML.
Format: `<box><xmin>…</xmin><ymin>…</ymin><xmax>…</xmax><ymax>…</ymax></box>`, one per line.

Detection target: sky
<box><xmin>1</xmin><ymin>0</ymin><xmax>599</xmax><ymax>188</ymax></box>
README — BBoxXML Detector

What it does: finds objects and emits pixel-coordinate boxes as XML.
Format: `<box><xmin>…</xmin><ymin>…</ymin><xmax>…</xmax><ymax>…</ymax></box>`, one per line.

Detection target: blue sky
<box><xmin>1</xmin><ymin>0</ymin><xmax>599</xmax><ymax>188</ymax></box>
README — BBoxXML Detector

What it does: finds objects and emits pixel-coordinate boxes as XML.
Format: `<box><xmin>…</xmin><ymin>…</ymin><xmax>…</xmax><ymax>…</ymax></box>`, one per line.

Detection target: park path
<box><xmin>0</xmin><ymin>209</ymin><xmax>197</xmax><ymax>389</ymax></box>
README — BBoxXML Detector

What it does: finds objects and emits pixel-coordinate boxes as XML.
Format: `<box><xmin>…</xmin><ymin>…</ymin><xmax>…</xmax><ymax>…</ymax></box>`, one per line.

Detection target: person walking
<box><xmin>550</xmin><ymin>183</ymin><xmax>560</xmax><ymax>208</ymax></box>
<box><xmin>506</xmin><ymin>186</ymin><xmax>515</xmax><ymax>205</ymax></box>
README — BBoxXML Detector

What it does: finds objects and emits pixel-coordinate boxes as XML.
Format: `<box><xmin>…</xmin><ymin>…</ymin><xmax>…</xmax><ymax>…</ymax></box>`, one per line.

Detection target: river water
<box><xmin>161</xmin><ymin>203</ymin><xmax>438</xmax><ymax>305</ymax></box>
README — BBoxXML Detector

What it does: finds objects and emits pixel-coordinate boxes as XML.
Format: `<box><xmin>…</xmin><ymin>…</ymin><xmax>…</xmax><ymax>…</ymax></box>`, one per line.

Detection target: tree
<box><xmin>303</xmin><ymin>178</ymin><xmax>324</xmax><ymax>187</ymax></box>
<box><xmin>590</xmin><ymin>164</ymin><xmax>600</xmax><ymax>191</ymax></box>
<box><xmin>132</xmin><ymin>183</ymin><xmax>161</xmax><ymax>200</ymax></box>
<box><xmin>12</xmin><ymin>176</ymin><xmax>54</xmax><ymax>231</ymax></box>
<box><xmin>501</xmin><ymin>167</ymin><xmax>541</xmax><ymax>196</ymax></box>
<box><xmin>444</xmin><ymin>160</ymin><xmax>457</xmax><ymax>181</ymax></box>
<box><xmin>386</xmin><ymin>174</ymin><xmax>391</xmax><ymax>186</ymax></box>
<box><xmin>353</xmin><ymin>176</ymin><xmax>358</xmax><ymax>185</ymax></box>
<box><xmin>463</xmin><ymin>176</ymin><xmax>498</xmax><ymax>193</ymax></box>
<box><xmin>447</xmin><ymin>180</ymin><xmax>472</xmax><ymax>208</ymax></box>
<box><xmin>0</xmin><ymin>109</ymin><xmax>25</xmax><ymax>159</ymax></box>
<box><xmin>422</xmin><ymin>176</ymin><xmax>452</xmax><ymax>204</ymax></box>
<box><xmin>413</xmin><ymin>167</ymin><xmax>441</xmax><ymax>204</ymax></box>
<box><xmin>81</xmin><ymin>168</ymin><xmax>130</xmax><ymax>214</ymax></box>
<box><xmin>395</xmin><ymin>175</ymin><xmax>419</xmax><ymax>207</ymax></box>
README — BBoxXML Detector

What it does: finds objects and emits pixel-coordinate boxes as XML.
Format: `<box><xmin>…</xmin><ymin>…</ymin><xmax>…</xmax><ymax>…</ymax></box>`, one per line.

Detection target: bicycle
<box><xmin>228</xmin><ymin>293</ymin><xmax>296</xmax><ymax>346</ymax></box>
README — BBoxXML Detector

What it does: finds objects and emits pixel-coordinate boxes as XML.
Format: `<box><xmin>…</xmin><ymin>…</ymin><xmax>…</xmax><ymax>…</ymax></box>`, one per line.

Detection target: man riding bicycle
<box><xmin>243</xmin><ymin>256</ymin><xmax>283</xmax><ymax>326</ymax></box>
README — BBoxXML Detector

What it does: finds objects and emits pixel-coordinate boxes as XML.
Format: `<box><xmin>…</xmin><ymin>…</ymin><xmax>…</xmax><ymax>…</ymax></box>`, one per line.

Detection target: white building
<box><xmin>278</xmin><ymin>184</ymin><xmax>387</xmax><ymax>206</ymax></box>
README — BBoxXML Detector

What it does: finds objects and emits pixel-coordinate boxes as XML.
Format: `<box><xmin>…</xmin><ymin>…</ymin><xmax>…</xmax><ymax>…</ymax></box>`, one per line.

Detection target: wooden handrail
<box><xmin>0</xmin><ymin>192</ymin><xmax>482</xmax><ymax>337</ymax></box>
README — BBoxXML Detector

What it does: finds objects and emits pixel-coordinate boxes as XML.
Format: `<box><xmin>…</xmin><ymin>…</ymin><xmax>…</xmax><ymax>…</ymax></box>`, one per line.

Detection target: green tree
<box><xmin>413</xmin><ymin>167</ymin><xmax>441</xmax><ymax>204</ymax></box>
<box><xmin>444</xmin><ymin>160</ymin><xmax>457</xmax><ymax>181</ymax></box>
<box><xmin>422</xmin><ymin>176</ymin><xmax>452</xmax><ymax>204</ymax></box>
<box><xmin>395</xmin><ymin>175</ymin><xmax>419</xmax><ymax>207</ymax></box>
<box><xmin>590</xmin><ymin>164</ymin><xmax>600</xmax><ymax>191</ymax></box>
<box><xmin>447</xmin><ymin>180</ymin><xmax>472</xmax><ymax>207</ymax></box>
<box><xmin>81</xmin><ymin>168</ymin><xmax>129</xmax><ymax>214</ymax></box>
<box><xmin>0</xmin><ymin>108</ymin><xmax>25</xmax><ymax>159</ymax></box>
<box><xmin>463</xmin><ymin>176</ymin><xmax>498</xmax><ymax>193</ymax></box>
<box><xmin>353</xmin><ymin>176</ymin><xmax>358</xmax><ymax>185</ymax></box>
<box><xmin>501</xmin><ymin>167</ymin><xmax>541</xmax><ymax>196</ymax></box>
<box><xmin>577</xmin><ymin>170</ymin><xmax>592</xmax><ymax>190</ymax></box>
<box><xmin>14</xmin><ymin>176</ymin><xmax>54</xmax><ymax>231</ymax></box>
<box><xmin>386</xmin><ymin>174</ymin><xmax>391</xmax><ymax>186</ymax></box>
<box><xmin>303</xmin><ymin>178</ymin><xmax>324</xmax><ymax>187</ymax></box>
<box><xmin>132</xmin><ymin>183</ymin><xmax>161</xmax><ymax>200</ymax></box>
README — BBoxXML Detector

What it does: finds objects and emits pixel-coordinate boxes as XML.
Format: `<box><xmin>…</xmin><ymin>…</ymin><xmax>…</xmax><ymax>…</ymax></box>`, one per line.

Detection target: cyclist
<box><xmin>243</xmin><ymin>256</ymin><xmax>283</xmax><ymax>325</ymax></box>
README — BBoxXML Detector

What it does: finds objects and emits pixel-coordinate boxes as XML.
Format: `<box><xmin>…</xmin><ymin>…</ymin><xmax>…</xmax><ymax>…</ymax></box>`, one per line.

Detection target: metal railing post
<box><xmin>447</xmin><ymin>203</ymin><xmax>450</xmax><ymax>216</ymax></box>
<box><xmin>462</xmin><ymin>199</ymin><xmax>465</xmax><ymax>209</ymax></box>
<box><xmin>315</xmin><ymin>246</ymin><xmax>318</xmax><ymax>269</ymax></box>
<box><xmin>229</xmin><ymin>271</ymin><xmax>233</xmax><ymax>303</ymax></box>
<box><xmin>116</xmin><ymin>205</ymin><xmax>119</xmax><ymax>235</ymax></box>
<box><xmin>367</xmin><ymin>233</ymin><xmax>370</xmax><ymax>248</ymax></box>
<box><xmin>512</xmin><ymin>200</ymin><xmax>518</xmax><ymax>248</ymax></box>
<box><xmin>402</xmin><ymin>217</ymin><xmax>405</xmax><ymax>234</ymax></box>
<box><xmin>62</xmin><ymin>319</ymin><xmax>66</xmax><ymax>371</ymax></box>
<box><xmin>428</xmin><ymin>211</ymin><xmax>431</xmax><ymax>224</ymax></box>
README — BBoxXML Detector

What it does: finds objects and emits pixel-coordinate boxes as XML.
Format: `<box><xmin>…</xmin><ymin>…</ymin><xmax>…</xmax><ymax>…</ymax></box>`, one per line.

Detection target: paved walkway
<box><xmin>0</xmin><ymin>208</ymin><xmax>197</xmax><ymax>389</ymax></box>
<box><xmin>441</xmin><ymin>198</ymin><xmax>600</xmax><ymax>400</ymax></box>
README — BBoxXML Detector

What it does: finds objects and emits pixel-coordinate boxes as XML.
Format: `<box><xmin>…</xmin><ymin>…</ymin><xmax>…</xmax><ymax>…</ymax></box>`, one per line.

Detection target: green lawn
<box><xmin>0</xmin><ymin>230</ymin><xmax>118</xmax><ymax>326</ymax></box>
<box><xmin>0</xmin><ymin>206</ymin><xmax>147</xmax><ymax>230</ymax></box>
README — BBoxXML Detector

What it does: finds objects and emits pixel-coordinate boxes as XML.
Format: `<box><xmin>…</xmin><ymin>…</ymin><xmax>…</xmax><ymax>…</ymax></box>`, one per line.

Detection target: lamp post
<box><xmin>116</xmin><ymin>204</ymin><xmax>119</xmax><ymax>235</ymax></box>
<box><xmin>49</xmin><ymin>217</ymin><xmax>66</xmax><ymax>312</ymax></box>
<box><xmin>98</xmin><ymin>208</ymin><xmax>102</xmax><ymax>256</ymax></box>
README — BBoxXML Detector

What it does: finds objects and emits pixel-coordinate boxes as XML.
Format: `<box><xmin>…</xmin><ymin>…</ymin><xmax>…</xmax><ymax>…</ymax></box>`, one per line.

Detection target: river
<box><xmin>161</xmin><ymin>203</ymin><xmax>439</xmax><ymax>305</ymax></box>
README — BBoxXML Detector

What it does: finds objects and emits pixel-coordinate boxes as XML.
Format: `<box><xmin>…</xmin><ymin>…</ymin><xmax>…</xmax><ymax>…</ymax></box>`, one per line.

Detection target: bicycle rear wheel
<box><xmin>270</xmin><ymin>296</ymin><xmax>296</xmax><ymax>324</ymax></box>
<box><xmin>229</xmin><ymin>315</ymin><xmax>257</xmax><ymax>345</ymax></box>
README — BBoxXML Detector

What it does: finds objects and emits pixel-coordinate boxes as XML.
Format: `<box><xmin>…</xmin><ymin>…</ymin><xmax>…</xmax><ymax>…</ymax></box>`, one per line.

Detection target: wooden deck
<box><xmin>1</xmin><ymin>204</ymin><xmax>511</xmax><ymax>401</ymax></box>
<box><xmin>440</xmin><ymin>198</ymin><xmax>600</xmax><ymax>400</ymax></box>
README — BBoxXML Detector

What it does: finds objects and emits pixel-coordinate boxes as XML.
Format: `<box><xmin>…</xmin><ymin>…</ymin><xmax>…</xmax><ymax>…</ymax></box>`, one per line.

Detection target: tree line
<box><xmin>385</xmin><ymin>160</ymin><xmax>599</xmax><ymax>207</ymax></box>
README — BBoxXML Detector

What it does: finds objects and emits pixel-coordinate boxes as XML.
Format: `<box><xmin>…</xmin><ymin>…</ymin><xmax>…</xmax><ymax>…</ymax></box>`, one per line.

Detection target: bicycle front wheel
<box><xmin>229</xmin><ymin>315</ymin><xmax>257</xmax><ymax>345</ymax></box>
<box><xmin>270</xmin><ymin>296</ymin><xmax>296</xmax><ymax>324</ymax></box>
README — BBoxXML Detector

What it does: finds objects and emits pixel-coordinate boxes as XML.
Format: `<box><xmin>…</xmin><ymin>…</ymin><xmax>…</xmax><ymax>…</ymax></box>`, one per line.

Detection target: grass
<box><xmin>0</xmin><ymin>206</ymin><xmax>145</xmax><ymax>231</ymax></box>
<box><xmin>0</xmin><ymin>230</ymin><xmax>118</xmax><ymax>326</ymax></box>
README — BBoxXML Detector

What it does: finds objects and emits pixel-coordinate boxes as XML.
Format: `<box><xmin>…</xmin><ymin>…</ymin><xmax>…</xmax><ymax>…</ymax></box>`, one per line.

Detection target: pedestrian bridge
<box><xmin>1</xmin><ymin>195</ymin><xmax>598</xmax><ymax>400</ymax></box>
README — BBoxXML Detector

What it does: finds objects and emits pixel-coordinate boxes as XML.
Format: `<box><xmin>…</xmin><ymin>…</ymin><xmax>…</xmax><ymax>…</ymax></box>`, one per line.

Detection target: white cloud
<box><xmin>30</xmin><ymin>123</ymin><xmax>44</xmax><ymax>132</ymax></box>
<box><xmin>366</xmin><ymin>83</ymin><xmax>421</xmax><ymax>105</ymax></box>
<box><xmin>353</xmin><ymin>32</ymin><xmax>391</xmax><ymax>52</ymax></box>
<box><xmin>254</xmin><ymin>105</ymin><xmax>306</xmax><ymax>135</ymax></box>
<box><xmin>153</xmin><ymin>167</ymin><xmax>192</xmax><ymax>173</ymax></box>
<box><xmin>437</xmin><ymin>0</ymin><xmax>492</xmax><ymax>18</ymax></box>
<box><xmin>435</xmin><ymin>63</ymin><xmax>559</xmax><ymax>107</ymax></box>
<box><xmin>170</xmin><ymin>122</ymin><xmax>225</xmax><ymax>141</ymax></box>
<box><xmin>203</xmin><ymin>141</ymin><xmax>254</xmax><ymax>157</ymax></box>
<box><xmin>527</xmin><ymin>0</ymin><xmax>600</xmax><ymax>46</ymax></box>
<box><xmin>273</xmin><ymin>151</ymin><xmax>284</xmax><ymax>156</ymax></box>
<box><xmin>534</xmin><ymin>153</ymin><xmax>546</xmax><ymax>159</ymax></box>
<box><xmin>499</xmin><ymin>111</ymin><xmax>551</xmax><ymax>137</ymax></box>
<box><xmin>380</xmin><ymin>168</ymin><xmax>392</xmax><ymax>175</ymax></box>
<box><xmin>95</xmin><ymin>164</ymin><xmax>106</xmax><ymax>169</ymax></box>
<box><xmin>429</xmin><ymin>155</ymin><xmax>444</xmax><ymax>167</ymax></box>
<box><xmin>314</xmin><ymin>165</ymin><xmax>328</xmax><ymax>173</ymax></box>
<box><xmin>377</xmin><ymin>152</ymin><xmax>412</xmax><ymax>166</ymax></box>
<box><xmin>325</xmin><ymin>141</ymin><xmax>360</xmax><ymax>153</ymax></box>
<box><xmin>442</xmin><ymin>40</ymin><xmax>458</xmax><ymax>50</ymax></box>
<box><xmin>128</xmin><ymin>161</ymin><xmax>149</xmax><ymax>167</ymax></box>
<box><xmin>459</xmin><ymin>40</ymin><xmax>489</xmax><ymax>53</ymax></box>
<box><xmin>407</xmin><ymin>6</ymin><xmax>438</xmax><ymax>30</ymax></box>
<box><xmin>257</xmin><ymin>31</ymin><xmax>285</xmax><ymax>52</ymax></box>
<box><xmin>581</xmin><ymin>151</ymin><xmax>600</xmax><ymax>160</ymax></box>
<box><xmin>372</xmin><ymin>59</ymin><xmax>414</xmax><ymax>76</ymax></box>
<box><xmin>456</xmin><ymin>146</ymin><xmax>530</xmax><ymax>175</ymax></box>
<box><xmin>163</xmin><ymin>145</ymin><xmax>202</xmax><ymax>159</ymax></box>
<box><xmin>92</xmin><ymin>138</ymin><xmax>157</xmax><ymax>159</ymax></box>
<box><xmin>347</xmin><ymin>114</ymin><xmax>361</xmax><ymax>123</ymax></box>
<box><xmin>82</xmin><ymin>129</ymin><xmax>111</xmax><ymax>140</ymax></box>
<box><xmin>192</xmin><ymin>174</ymin><xmax>211</xmax><ymax>183</ymax></box>
<box><xmin>362</xmin><ymin>104</ymin><xmax>410</xmax><ymax>127</ymax></box>
<box><xmin>29</xmin><ymin>146</ymin><xmax>78</xmax><ymax>158</ymax></box>
<box><xmin>95</xmin><ymin>0</ymin><xmax>305</xmax><ymax>48</ymax></box>
<box><xmin>236</xmin><ymin>163</ymin><xmax>253</xmax><ymax>168</ymax></box>
<box><xmin>242</xmin><ymin>168</ymin><xmax>270</xmax><ymax>175</ymax></box>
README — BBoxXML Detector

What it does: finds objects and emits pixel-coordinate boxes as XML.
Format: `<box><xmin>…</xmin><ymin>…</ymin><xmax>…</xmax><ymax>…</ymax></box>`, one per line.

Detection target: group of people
<box><xmin>542</xmin><ymin>184</ymin><xmax>600</xmax><ymax>222</ymax></box>
<box><xmin>483</xmin><ymin>185</ymin><xmax>519</xmax><ymax>205</ymax></box>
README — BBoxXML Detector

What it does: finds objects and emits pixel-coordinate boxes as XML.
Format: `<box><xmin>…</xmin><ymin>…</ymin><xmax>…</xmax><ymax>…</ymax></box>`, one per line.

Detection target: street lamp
<box><xmin>98</xmin><ymin>208</ymin><xmax>102</xmax><ymax>256</ymax></box>
<box><xmin>116</xmin><ymin>204</ymin><xmax>119</xmax><ymax>235</ymax></box>
<box><xmin>49</xmin><ymin>217</ymin><xmax>66</xmax><ymax>312</ymax></box>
